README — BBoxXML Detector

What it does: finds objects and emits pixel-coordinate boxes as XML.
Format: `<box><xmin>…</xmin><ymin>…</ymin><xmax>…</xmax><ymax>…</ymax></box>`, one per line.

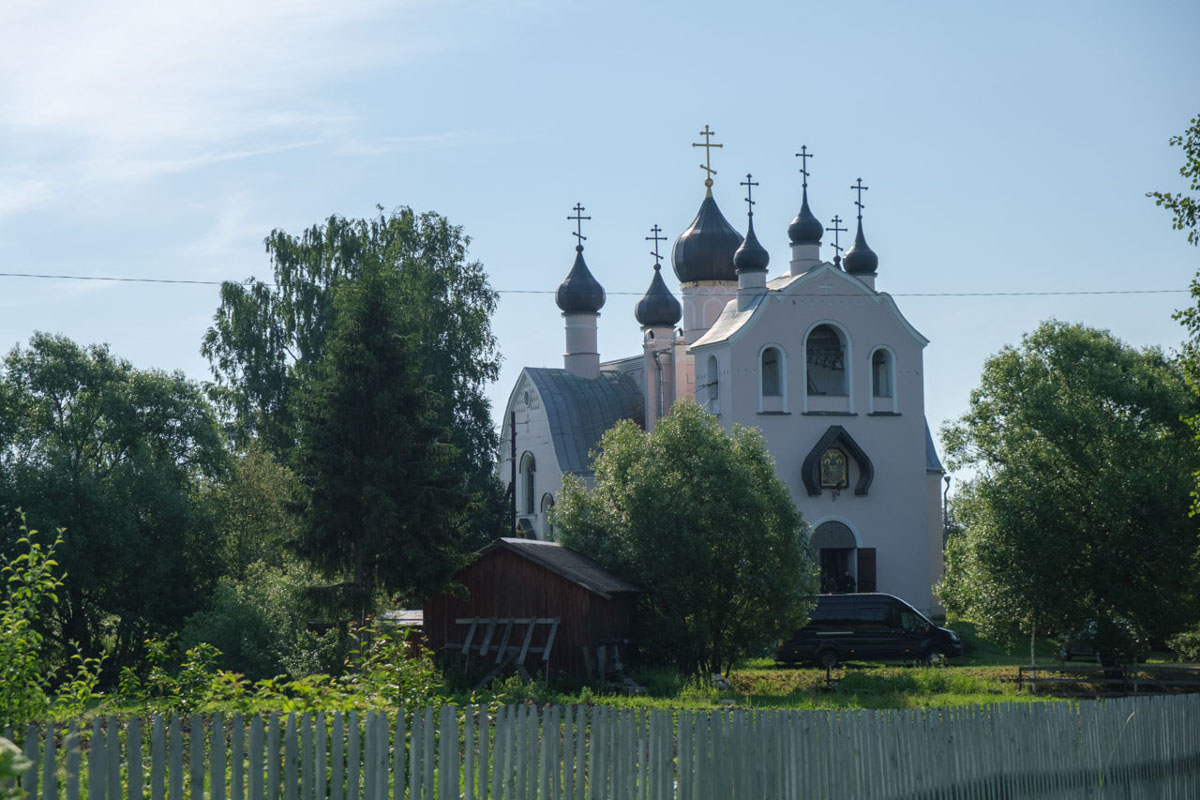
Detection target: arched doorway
<box><xmin>813</xmin><ymin>520</ymin><xmax>857</xmax><ymax>593</ymax></box>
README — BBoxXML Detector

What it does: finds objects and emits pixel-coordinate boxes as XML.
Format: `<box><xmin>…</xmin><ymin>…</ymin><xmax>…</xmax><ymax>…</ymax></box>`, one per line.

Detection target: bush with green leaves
<box><xmin>0</xmin><ymin>516</ymin><xmax>102</xmax><ymax>727</ymax></box>
<box><xmin>0</xmin><ymin>737</ymin><xmax>31</xmax><ymax>800</ymax></box>
<box><xmin>1167</xmin><ymin>630</ymin><xmax>1200</xmax><ymax>662</ymax></box>
<box><xmin>179</xmin><ymin>560</ymin><xmax>319</xmax><ymax>681</ymax></box>
<box><xmin>0</xmin><ymin>518</ymin><xmax>61</xmax><ymax>726</ymax></box>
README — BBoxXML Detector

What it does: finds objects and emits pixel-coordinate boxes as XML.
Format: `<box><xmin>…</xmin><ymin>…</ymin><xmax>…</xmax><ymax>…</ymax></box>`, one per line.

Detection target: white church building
<box><xmin>499</xmin><ymin>137</ymin><xmax>945</xmax><ymax>612</ymax></box>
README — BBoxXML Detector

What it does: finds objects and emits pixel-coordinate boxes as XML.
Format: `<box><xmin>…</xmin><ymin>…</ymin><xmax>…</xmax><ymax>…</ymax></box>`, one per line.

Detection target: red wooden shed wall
<box><xmin>423</xmin><ymin>547</ymin><xmax>637</xmax><ymax>678</ymax></box>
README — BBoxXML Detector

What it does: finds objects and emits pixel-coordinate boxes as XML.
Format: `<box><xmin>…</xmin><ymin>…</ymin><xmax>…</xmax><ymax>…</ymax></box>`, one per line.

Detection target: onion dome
<box><xmin>787</xmin><ymin>186</ymin><xmax>824</xmax><ymax>245</ymax></box>
<box><xmin>555</xmin><ymin>245</ymin><xmax>606</xmax><ymax>313</ymax></box>
<box><xmin>842</xmin><ymin>220</ymin><xmax>879</xmax><ymax>275</ymax></box>
<box><xmin>733</xmin><ymin>216</ymin><xmax>770</xmax><ymax>273</ymax></box>
<box><xmin>671</xmin><ymin>194</ymin><xmax>743</xmax><ymax>283</ymax></box>
<box><xmin>635</xmin><ymin>263</ymin><xmax>682</xmax><ymax>327</ymax></box>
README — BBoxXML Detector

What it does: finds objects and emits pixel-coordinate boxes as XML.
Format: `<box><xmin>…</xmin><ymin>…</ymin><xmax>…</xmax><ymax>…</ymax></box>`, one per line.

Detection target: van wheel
<box><xmin>924</xmin><ymin>648</ymin><xmax>945</xmax><ymax>666</ymax></box>
<box><xmin>818</xmin><ymin>649</ymin><xmax>839</xmax><ymax>669</ymax></box>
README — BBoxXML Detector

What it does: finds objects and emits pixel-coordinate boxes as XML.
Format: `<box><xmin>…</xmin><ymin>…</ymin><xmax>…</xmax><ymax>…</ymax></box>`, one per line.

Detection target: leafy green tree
<box><xmin>201</xmin><ymin>209</ymin><xmax>503</xmax><ymax>538</ymax></box>
<box><xmin>555</xmin><ymin>401</ymin><xmax>817</xmax><ymax>675</ymax></box>
<box><xmin>1148</xmin><ymin>114</ymin><xmax>1200</xmax><ymax>246</ymax></box>
<box><xmin>938</xmin><ymin>322</ymin><xmax>1199</xmax><ymax>658</ymax></box>
<box><xmin>291</xmin><ymin>260</ymin><xmax>473</xmax><ymax>620</ymax></box>
<box><xmin>0</xmin><ymin>334</ymin><xmax>226</xmax><ymax>670</ymax></box>
<box><xmin>208</xmin><ymin>444</ymin><xmax>300</xmax><ymax>581</ymax></box>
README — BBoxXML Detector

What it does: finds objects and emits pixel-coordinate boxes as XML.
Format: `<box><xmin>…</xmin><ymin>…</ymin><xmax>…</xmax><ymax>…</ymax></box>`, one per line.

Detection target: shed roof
<box><xmin>524</xmin><ymin>367</ymin><xmax>645</xmax><ymax>475</ymax></box>
<box><xmin>483</xmin><ymin>538</ymin><xmax>643</xmax><ymax>599</ymax></box>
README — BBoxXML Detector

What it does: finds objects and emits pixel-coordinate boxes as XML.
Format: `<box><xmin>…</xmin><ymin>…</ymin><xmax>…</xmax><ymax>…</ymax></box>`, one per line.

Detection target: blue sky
<box><xmin>1</xmin><ymin>0</ymin><xmax>1198</xmax><ymax>472</ymax></box>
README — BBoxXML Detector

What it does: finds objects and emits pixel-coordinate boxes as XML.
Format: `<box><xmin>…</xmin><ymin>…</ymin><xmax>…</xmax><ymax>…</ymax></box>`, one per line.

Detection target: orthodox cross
<box><xmin>795</xmin><ymin>145</ymin><xmax>814</xmax><ymax>189</ymax></box>
<box><xmin>692</xmin><ymin>125</ymin><xmax>722</xmax><ymax>187</ymax></box>
<box><xmin>568</xmin><ymin>203</ymin><xmax>591</xmax><ymax>246</ymax></box>
<box><xmin>646</xmin><ymin>224</ymin><xmax>667</xmax><ymax>264</ymax></box>
<box><xmin>851</xmin><ymin>178</ymin><xmax>869</xmax><ymax>219</ymax></box>
<box><xmin>826</xmin><ymin>215</ymin><xmax>848</xmax><ymax>255</ymax></box>
<box><xmin>739</xmin><ymin>173</ymin><xmax>759</xmax><ymax>217</ymax></box>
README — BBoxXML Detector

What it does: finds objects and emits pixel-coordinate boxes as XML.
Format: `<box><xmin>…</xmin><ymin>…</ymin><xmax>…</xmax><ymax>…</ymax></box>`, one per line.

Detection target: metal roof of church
<box><xmin>925</xmin><ymin>423</ymin><xmax>944</xmax><ymax>474</ymax></box>
<box><xmin>524</xmin><ymin>367</ymin><xmax>645</xmax><ymax>476</ymax></box>
<box><xmin>489</xmin><ymin>538</ymin><xmax>643</xmax><ymax>599</ymax></box>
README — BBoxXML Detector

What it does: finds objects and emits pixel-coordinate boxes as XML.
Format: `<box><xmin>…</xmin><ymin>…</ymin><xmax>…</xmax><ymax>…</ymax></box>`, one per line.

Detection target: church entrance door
<box><xmin>820</xmin><ymin>548</ymin><xmax>855</xmax><ymax>593</ymax></box>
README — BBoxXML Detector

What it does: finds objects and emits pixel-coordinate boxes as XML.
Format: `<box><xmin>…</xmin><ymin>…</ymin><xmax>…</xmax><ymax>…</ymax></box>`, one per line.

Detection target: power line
<box><xmin>0</xmin><ymin>271</ymin><xmax>1192</xmax><ymax>298</ymax></box>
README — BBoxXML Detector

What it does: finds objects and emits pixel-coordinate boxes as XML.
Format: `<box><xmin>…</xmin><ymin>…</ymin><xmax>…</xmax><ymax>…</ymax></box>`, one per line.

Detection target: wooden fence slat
<box><xmin>40</xmin><ymin>722</ymin><xmax>55</xmax><ymax>800</ymax></box>
<box><xmin>284</xmin><ymin>713</ymin><xmax>298</xmax><ymax>800</ymax></box>
<box><xmin>169</xmin><ymin>716</ymin><xmax>183</xmax><ymax>800</ymax></box>
<box><xmin>190</xmin><ymin>714</ymin><xmax>205</xmax><ymax>800</ymax></box>
<box><xmin>211</xmin><ymin>712</ymin><xmax>226</xmax><ymax>800</ymax></box>
<box><xmin>267</xmin><ymin>714</ymin><xmax>281</xmax><ymax>800</ymax></box>
<box><xmin>392</xmin><ymin>711</ymin><xmax>406</xmax><ymax>800</ymax></box>
<box><xmin>106</xmin><ymin>716</ymin><xmax>120</xmax><ymax>800</ymax></box>
<box><xmin>478</xmin><ymin>707</ymin><xmax>491</xmax><ymax>800</ymax></box>
<box><xmin>126</xmin><ymin>717</ymin><xmax>141</xmax><ymax>800</ymax></box>
<box><xmin>65</xmin><ymin>721</ymin><xmax>80</xmax><ymax>800</ymax></box>
<box><xmin>347</xmin><ymin>711</ymin><xmax>359</xmax><ymax>800</ymax></box>
<box><xmin>300</xmin><ymin>713</ymin><xmax>313</xmax><ymax>800</ymax></box>
<box><xmin>330</xmin><ymin>713</ymin><xmax>343</xmax><ymax>800</ymax></box>
<box><xmin>422</xmin><ymin>708</ymin><xmax>434</xmax><ymax>800</ymax></box>
<box><xmin>409</xmin><ymin>709</ymin><xmax>421</xmax><ymax>800</ymax></box>
<box><xmin>314</xmin><ymin>712</ymin><xmax>325</xmax><ymax>800</ymax></box>
<box><xmin>436</xmin><ymin>706</ymin><xmax>453</xmax><ymax>800</ymax></box>
<box><xmin>152</xmin><ymin>716</ymin><xmax>166</xmax><ymax>800</ymax></box>
<box><xmin>89</xmin><ymin>718</ymin><xmax>104</xmax><ymax>800</ymax></box>
<box><xmin>249</xmin><ymin>715</ymin><xmax>264</xmax><ymax>800</ymax></box>
<box><xmin>231</xmin><ymin>713</ymin><xmax>244</xmax><ymax>800</ymax></box>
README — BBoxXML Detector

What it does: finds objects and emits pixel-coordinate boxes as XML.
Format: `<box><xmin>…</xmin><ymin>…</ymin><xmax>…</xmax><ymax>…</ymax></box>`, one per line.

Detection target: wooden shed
<box><xmin>423</xmin><ymin>538</ymin><xmax>642</xmax><ymax>679</ymax></box>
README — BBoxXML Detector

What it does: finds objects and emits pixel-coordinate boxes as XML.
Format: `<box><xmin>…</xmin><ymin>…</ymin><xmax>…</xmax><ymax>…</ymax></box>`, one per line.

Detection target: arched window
<box><xmin>540</xmin><ymin>493</ymin><xmax>555</xmax><ymax>538</ymax></box>
<box><xmin>520</xmin><ymin>452</ymin><xmax>536</xmax><ymax>514</ymax></box>
<box><xmin>761</xmin><ymin>347</ymin><xmax>782</xmax><ymax>397</ymax></box>
<box><xmin>872</xmin><ymin>349</ymin><xmax>893</xmax><ymax>398</ymax></box>
<box><xmin>705</xmin><ymin>355</ymin><xmax>719</xmax><ymax>413</ymax></box>
<box><xmin>807</xmin><ymin>325</ymin><xmax>847</xmax><ymax>396</ymax></box>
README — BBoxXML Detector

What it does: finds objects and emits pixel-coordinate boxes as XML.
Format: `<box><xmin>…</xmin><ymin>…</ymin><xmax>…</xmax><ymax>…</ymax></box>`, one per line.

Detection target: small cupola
<box><xmin>555</xmin><ymin>245</ymin><xmax>606</xmax><ymax>314</ymax></box>
<box><xmin>733</xmin><ymin>218</ymin><xmax>769</xmax><ymax>273</ymax></box>
<box><xmin>787</xmin><ymin>146</ymin><xmax>824</xmax><ymax>276</ymax></box>
<box><xmin>557</xmin><ymin>203</ymin><xmax>605</xmax><ymax>379</ymax></box>
<box><xmin>636</xmin><ymin>224</ymin><xmax>682</xmax><ymax>328</ymax></box>
<box><xmin>734</xmin><ymin>173</ymin><xmax>770</xmax><ymax>311</ymax></box>
<box><xmin>842</xmin><ymin>178</ymin><xmax>879</xmax><ymax>282</ymax></box>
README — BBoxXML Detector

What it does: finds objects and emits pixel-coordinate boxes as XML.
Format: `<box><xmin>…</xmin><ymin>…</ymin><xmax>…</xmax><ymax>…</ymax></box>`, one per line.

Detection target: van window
<box><xmin>899</xmin><ymin>609</ymin><xmax>927</xmax><ymax>632</ymax></box>
<box><xmin>857</xmin><ymin>603</ymin><xmax>894</xmax><ymax>631</ymax></box>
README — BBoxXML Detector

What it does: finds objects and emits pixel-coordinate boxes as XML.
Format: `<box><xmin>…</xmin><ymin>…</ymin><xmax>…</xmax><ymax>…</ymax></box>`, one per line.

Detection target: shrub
<box><xmin>1167</xmin><ymin>630</ymin><xmax>1200</xmax><ymax>662</ymax></box>
<box><xmin>0</xmin><ymin>738</ymin><xmax>31</xmax><ymax>800</ymax></box>
<box><xmin>179</xmin><ymin>560</ymin><xmax>317</xmax><ymax>680</ymax></box>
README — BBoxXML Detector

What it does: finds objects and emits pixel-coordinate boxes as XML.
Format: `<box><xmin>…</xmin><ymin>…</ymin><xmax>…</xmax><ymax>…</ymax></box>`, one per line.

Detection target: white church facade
<box><xmin>499</xmin><ymin>137</ymin><xmax>945</xmax><ymax>613</ymax></box>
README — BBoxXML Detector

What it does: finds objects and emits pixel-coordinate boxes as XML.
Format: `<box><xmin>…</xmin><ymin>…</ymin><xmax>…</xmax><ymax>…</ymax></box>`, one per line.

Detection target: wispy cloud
<box><xmin>0</xmin><ymin>0</ymin><xmax>429</xmax><ymax>211</ymax></box>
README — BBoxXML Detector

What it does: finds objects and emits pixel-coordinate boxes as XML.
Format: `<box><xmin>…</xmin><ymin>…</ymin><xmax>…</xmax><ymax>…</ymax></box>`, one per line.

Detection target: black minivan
<box><xmin>776</xmin><ymin>593</ymin><xmax>962</xmax><ymax>668</ymax></box>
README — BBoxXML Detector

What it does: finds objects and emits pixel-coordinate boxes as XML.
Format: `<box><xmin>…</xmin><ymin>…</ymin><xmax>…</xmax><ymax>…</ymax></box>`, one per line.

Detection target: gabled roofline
<box><xmin>479</xmin><ymin>538</ymin><xmax>644</xmax><ymax>599</ymax></box>
<box><xmin>689</xmin><ymin>263</ymin><xmax>929</xmax><ymax>351</ymax></box>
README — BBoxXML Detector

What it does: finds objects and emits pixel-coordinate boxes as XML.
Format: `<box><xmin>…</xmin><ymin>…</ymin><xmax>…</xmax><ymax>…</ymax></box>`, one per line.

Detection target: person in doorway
<box><xmin>837</xmin><ymin>571</ymin><xmax>856</xmax><ymax>593</ymax></box>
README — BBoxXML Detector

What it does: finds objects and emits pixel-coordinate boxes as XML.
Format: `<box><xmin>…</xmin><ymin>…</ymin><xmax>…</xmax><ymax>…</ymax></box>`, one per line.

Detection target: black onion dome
<box><xmin>555</xmin><ymin>246</ymin><xmax>606</xmax><ymax>313</ymax></box>
<box><xmin>635</xmin><ymin>264</ymin><xmax>682</xmax><ymax>327</ymax></box>
<box><xmin>672</xmin><ymin>194</ymin><xmax>743</xmax><ymax>283</ymax></box>
<box><xmin>787</xmin><ymin>187</ymin><xmax>824</xmax><ymax>245</ymax></box>
<box><xmin>842</xmin><ymin>220</ymin><xmax>879</xmax><ymax>275</ymax></box>
<box><xmin>733</xmin><ymin>217</ymin><xmax>770</xmax><ymax>273</ymax></box>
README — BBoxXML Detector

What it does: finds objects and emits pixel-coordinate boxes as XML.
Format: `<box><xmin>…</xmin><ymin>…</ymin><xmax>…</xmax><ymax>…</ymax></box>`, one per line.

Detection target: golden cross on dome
<box><xmin>692</xmin><ymin>124</ymin><xmax>723</xmax><ymax>191</ymax></box>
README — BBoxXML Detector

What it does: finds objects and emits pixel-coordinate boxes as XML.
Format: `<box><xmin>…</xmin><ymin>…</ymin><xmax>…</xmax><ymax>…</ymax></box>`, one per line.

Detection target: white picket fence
<box><xmin>5</xmin><ymin>695</ymin><xmax>1200</xmax><ymax>799</ymax></box>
